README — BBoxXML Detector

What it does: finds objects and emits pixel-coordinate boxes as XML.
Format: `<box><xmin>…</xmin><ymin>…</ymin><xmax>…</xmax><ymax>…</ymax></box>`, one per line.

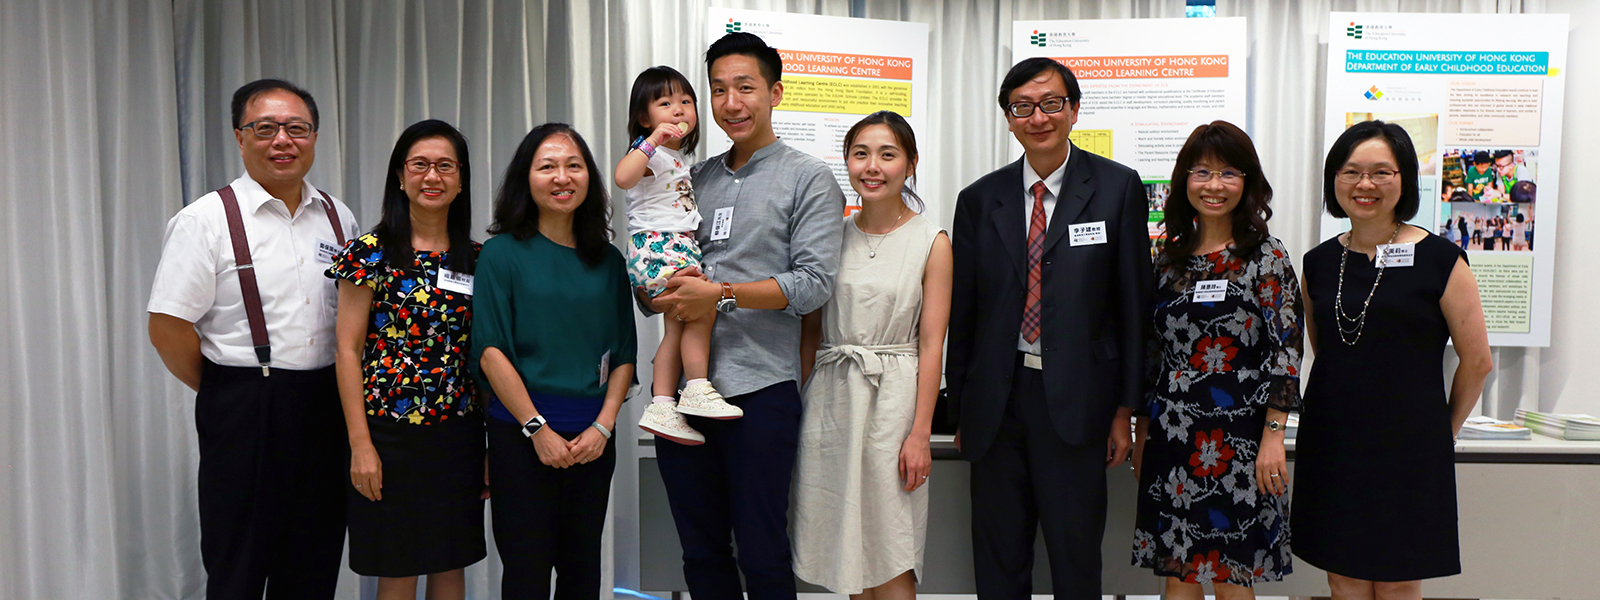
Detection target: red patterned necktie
<box><xmin>1022</xmin><ymin>181</ymin><xmax>1047</xmax><ymax>344</ymax></box>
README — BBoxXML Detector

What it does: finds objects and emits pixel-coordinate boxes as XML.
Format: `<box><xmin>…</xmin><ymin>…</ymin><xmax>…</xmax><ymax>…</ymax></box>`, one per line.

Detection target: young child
<box><xmin>617</xmin><ymin>66</ymin><xmax>742</xmax><ymax>445</ymax></box>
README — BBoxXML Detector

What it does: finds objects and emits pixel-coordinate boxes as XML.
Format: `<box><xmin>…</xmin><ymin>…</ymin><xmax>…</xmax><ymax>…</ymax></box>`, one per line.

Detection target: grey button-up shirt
<box><xmin>687</xmin><ymin>140</ymin><xmax>844</xmax><ymax>398</ymax></box>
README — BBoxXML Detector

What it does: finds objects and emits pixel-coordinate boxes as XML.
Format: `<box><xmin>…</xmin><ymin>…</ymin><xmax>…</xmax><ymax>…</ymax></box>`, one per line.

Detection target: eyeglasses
<box><xmin>239</xmin><ymin>120</ymin><xmax>315</xmax><ymax>139</ymax></box>
<box><xmin>1335</xmin><ymin>169</ymin><xmax>1398</xmax><ymax>185</ymax></box>
<box><xmin>1007</xmin><ymin>96</ymin><xmax>1069</xmax><ymax>118</ymax></box>
<box><xmin>405</xmin><ymin>158</ymin><xmax>460</xmax><ymax>175</ymax></box>
<box><xmin>1188</xmin><ymin>168</ymin><xmax>1247</xmax><ymax>184</ymax></box>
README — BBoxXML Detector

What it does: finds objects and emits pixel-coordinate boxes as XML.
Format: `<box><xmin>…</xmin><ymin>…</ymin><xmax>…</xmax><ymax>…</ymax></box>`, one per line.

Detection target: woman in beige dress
<box><xmin>793</xmin><ymin>111</ymin><xmax>952</xmax><ymax>599</ymax></box>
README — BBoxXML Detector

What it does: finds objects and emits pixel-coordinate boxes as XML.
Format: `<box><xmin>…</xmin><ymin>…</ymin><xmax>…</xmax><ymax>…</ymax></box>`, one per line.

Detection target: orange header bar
<box><xmin>1053</xmin><ymin>55</ymin><xmax>1230</xmax><ymax>79</ymax></box>
<box><xmin>777</xmin><ymin>49</ymin><xmax>914</xmax><ymax>81</ymax></box>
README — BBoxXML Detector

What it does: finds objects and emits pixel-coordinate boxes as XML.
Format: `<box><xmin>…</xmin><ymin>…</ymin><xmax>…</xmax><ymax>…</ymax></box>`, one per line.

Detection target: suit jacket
<box><xmin>946</xmin><ymin>144</ymin><xmax>1153</xmax><ymax>461</ymax></box>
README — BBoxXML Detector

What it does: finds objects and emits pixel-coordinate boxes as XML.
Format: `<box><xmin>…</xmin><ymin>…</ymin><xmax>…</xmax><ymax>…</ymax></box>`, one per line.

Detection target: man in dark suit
<box><xmin>947</xmin><ymin>57</ymin><xmax>1152</xmax><ymax>598</ymax></box>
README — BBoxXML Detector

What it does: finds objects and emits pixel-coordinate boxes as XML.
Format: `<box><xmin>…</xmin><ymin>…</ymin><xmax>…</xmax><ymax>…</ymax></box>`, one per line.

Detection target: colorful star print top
<box><xmin>327</xmin><ymin>233</ymin><xmax>482</xmax><ymax>425</ymax></box>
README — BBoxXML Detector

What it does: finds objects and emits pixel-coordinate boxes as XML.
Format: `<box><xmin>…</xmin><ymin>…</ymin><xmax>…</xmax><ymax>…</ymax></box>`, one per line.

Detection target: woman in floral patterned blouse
<box><xmin>328</xmin><ymin>119</ymin><xmax>485</xmax><ymax>599</ymax></box>
<box><xmin>1131</xmin><ymin>120</ymin><xmax>1303</xmax><ymax>600</ymax></box>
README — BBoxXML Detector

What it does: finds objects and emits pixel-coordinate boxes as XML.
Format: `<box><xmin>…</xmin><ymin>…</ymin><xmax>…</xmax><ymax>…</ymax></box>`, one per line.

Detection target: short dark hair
<box><xmin>1159</xmin><ymin>120</ymin><xmax>1274</xmax><ymax>265</ymax></box>
<box><xmin>1494</xmin><ymin>149</ymin><xmax>1515</xmax><ymax>161</ymax></box>
<box><xmin>1322</xmin><ymin>119</ymin><xmax>1421</xmax><ymax>221</ymax></box>
<box><xmin>489</xmin><ymin>123</ymin><xmax>613</xmax><ymax>267</ymax></box>
<box><xmin>998</xmin><ymin>57</ymin><xmax>1081</xmax><ymax>113</ymax></box>
<box><xmin>842</xmin><ymin>110</ymin><xmax>924</xmax><ymax>212</ymax></box>
<box><xmin>1511</xmin><ymin>180</ymin><xmax>1536</xmax><ymax>203</ymax></box>
<box><xmin>1472</xmin><ymin>150</ymin><xmax>1491</xmax><ymax>165</ymax></box>
<box><xmin>374</xmin><ymin>119</ymin><xmax>475</xmax><ymax>274</ymax></box>
<box><xmin>705</xmin><ymin>32</ymin><xmax>782</xmax><ymax>86</ymax></box>
<box><xmin>627</xmin><ymin>66</ymin><xmax>700</xmax><ymax>155</ymax></box>
<box><xmin>231</xmin><ymin>78</ymin><xmax>319</xmax><ymax>130</ymax></box>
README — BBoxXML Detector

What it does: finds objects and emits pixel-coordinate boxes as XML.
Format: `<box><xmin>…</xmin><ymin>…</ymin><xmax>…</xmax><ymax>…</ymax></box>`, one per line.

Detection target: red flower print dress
<box><xmin>1132</xmin><ymin>238</ymin><xmax>1303</xmax><ymax>585</ymax></box>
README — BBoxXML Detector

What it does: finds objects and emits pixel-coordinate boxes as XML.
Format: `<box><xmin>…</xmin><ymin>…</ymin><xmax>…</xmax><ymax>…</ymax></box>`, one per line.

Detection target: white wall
<box><xmin>1540</xmin><ymin>0</ymin><xmax>1600</xmax><ymax>416</ymax></box>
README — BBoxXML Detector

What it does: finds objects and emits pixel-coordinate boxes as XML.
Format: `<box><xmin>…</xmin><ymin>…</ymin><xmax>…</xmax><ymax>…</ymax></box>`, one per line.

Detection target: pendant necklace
<box><xmin>860</xmin><ymin>208</ymin><xmax>906</xmax><ymax>259</ymax></box>
<box><xmin>1334</xmin><ymin>224</ymin><xmax>1401</xmax><ymax>346</ymax></box>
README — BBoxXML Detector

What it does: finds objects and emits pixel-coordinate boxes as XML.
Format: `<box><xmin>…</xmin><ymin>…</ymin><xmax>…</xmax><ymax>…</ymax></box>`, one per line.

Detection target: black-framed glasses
<box><xmin>1188</xmin><ymin>168</ymin><xmax>1247</xmax><ymax>184</ymax></box>
<box><xmin>1007</xmin><ymin>96</ymin><xmax>1069</xmax><ymax>118</ymax></box>
<box><xmin>239</xmin><ymin>120</ymin><xmax>316</xmax><ymax>139</ymax></box>
<box><xmin>1335</xmin><ymin>169</ymin><xmax>1398</xmax><ymax>185</ymax></box>
<box><xmin>405</xmin><ymin>158</ymin><xmax>460</xmax><ymax>175</ymax></box>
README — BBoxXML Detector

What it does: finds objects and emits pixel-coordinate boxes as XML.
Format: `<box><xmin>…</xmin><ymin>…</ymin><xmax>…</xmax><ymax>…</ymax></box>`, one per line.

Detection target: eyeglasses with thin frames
<box><xmin>1335</xmin><ymin>169</ymin><xmax>1398</xmax><ymax>185</ymax></box>
<box><xmin>1188</xmin><ymin>168</ymin><xmax>1247</xmax><ymax>184</ymax></box>
<box><xmin>1007</xmin><ymin>96</ymin><xmax>1069</xmax><ymax>118</ymax></box>
<box><xmin>239</xmin><ymin>120</ymin><xmax>315</xmax><ymax>139</ymax></box>
<box><xmin>405</xmin><ymin>158</ymin><xmax>460</xmax><ymax>175</ymax></box>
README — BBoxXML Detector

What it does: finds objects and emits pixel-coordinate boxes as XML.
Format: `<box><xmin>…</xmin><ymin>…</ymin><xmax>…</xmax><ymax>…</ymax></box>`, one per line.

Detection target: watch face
<box><xmin>717</xmin><ymin>298</ymin><xmax>735</xmax><ymax>314</ymax></box>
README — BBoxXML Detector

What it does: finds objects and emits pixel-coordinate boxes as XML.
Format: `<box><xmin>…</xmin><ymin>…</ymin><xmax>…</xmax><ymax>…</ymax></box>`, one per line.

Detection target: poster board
<box><xmin>706</xmin><ymin>9</ymin><xmax>931</xmax><ymax>221</ymax></box>
<box><xmin>1012</xmin><ymin>17</ymin><xmax>1249</xmax><ymax>250</ymax></box>
<box><xmin>1322</xmin><ymin>13</ymin><xmax>1568</xmax><ymax>346</ymax></box>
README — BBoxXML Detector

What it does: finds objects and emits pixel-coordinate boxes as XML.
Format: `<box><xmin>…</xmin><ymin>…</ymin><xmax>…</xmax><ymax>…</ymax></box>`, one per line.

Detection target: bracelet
<box><xmin>592</xmin><ymin>421</ymin><xmax>613</xmax><ymax>439</ymax></box>
<box><xmin>635</xmin><ymin>140</ymin><xmax>657</xmax><ymax>159</ymax></box>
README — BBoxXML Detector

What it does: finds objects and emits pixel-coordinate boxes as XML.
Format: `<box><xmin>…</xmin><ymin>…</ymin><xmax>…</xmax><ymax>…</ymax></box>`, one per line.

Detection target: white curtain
<box><xmin>0</xmin><ymin>1</ymin><xmax>1546</xmax><ymax>599</ymax></box>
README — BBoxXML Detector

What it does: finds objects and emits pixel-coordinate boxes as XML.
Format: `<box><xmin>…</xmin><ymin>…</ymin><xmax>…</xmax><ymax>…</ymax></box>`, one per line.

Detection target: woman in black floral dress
<box><xmin>328</xmin><ymin>119</ymin><xmax>485</xmax><ymax>599</ymax></box>
<box><xmin>1132</xmin><ymin>120</ymin><xmax>1302</xmax><ymax>599</ymax></box>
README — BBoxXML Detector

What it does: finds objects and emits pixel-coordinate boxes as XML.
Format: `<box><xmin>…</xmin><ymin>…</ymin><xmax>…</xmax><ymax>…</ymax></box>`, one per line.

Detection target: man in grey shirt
<box><xmin>646</xmin><ymin>32</ymin><xmax>844</xmax><ymax>599</ymax></box>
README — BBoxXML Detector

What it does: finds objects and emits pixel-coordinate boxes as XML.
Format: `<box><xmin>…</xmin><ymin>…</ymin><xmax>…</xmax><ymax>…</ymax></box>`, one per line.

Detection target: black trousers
<box><xmin>655</xmin><ymin>381</ymin><xmax>802</xmax><ymax>600</ymax></box>
<box><xmin>970</xmin><ymin>358</ymin><xmax>1108</xmax><ymax>599</ymax></box>
<box><xmin>195</xmin><ymin>360</ymin><xmax>347</xmax><ymax>600</ymax></box>
<box><xmin>487</xmin><ymin>418</ymin><xmax>615</xmax><ymax>600</ymax></box>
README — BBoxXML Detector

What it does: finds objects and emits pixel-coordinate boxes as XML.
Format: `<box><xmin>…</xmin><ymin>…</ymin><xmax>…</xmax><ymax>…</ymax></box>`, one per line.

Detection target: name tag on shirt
<box><xmin>1378</xmin><ymin>242</ymin><xmax>1415</xmax><ymax>268</ymax></box>
<box><xmin>709</xmin><ymin>207</ymin><xmax>734</xmax><ymax>241</ymax></box>
<box><xmin>316</xmin><ymin>239</ymin><xmax>341</xmax><ymax>264</ymax></box>
<box><xmin>598</xmin><ymin>350</ymin><xmax>611</xmax><ymax>386</ymax></box>
<box><xmin>1069</xmin><ymin>221</ymin><xmax>1108</xmax><ymax>246</ymax></box>
<box><xmin>437</xmin><ymin>268</ymin><xmax>474</xmax><ymax>295</ymax></box>
<box><xmin>1193</xmin><ymin>279</ymin><xmax>1228</xmax><ymax>302</ymax></box>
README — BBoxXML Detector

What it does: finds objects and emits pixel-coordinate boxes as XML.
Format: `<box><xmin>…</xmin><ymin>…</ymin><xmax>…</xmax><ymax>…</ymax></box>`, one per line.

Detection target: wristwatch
<box><xmin>716</xmin><ymin>282</ymin><xmax>737</xmax><ymax>314</ymax></box>
<box><xmin>1266</xmin><ymin>419</ymin><xmax>1284</xmax><ymax>432</ymax></box>
<box><xmin>521</xmin><ymin>414</ymin><xmax>547</xmax><ymax>438</ymax></box>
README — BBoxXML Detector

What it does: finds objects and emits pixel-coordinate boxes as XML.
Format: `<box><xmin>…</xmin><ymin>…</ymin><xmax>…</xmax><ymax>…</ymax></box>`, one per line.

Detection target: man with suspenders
<box><xmin>148</xmin><ymin>79</ymin><xmax>358</xmax><ymax>600</ymax></box>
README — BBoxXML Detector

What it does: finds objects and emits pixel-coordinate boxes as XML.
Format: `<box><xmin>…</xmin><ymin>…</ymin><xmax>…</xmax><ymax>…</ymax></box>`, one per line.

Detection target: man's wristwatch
<box><xmin>716</xmin><ymin>282</ymin><xmax>737</xmax><ymax>314</ymax></box>
<box><xmin>1266</xmin><ymin>419</ymin><xmax>1284</xmax><ymax>432</ymax></box>
<box><xmin>521</xmin><ymin>414</ymin><xmax>547</xmax><ymax>438</ymax></box>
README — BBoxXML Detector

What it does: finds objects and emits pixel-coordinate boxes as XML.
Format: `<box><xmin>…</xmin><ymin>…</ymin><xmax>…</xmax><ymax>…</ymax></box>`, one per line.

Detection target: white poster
<box><xmin>1011</xmin><ymin>18</ymin><xmax>1248</xmax><ymax>250</ymax></box>
<box><xmin>706</xmin><ymin>9</ymin><xmax>931</xmax><ymax>221</ymax></box>
<box><xmin>1322</xmin><ymin>13</ymin><xmax>1568</xmax><ymax>346</ymax></box>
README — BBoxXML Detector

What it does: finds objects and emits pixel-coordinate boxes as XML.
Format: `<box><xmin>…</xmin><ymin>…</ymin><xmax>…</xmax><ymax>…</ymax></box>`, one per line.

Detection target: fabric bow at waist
<box><xmin>816</xmin><ymin>342</ymin><xmax>918</xmax><ymax>387</ymax></box>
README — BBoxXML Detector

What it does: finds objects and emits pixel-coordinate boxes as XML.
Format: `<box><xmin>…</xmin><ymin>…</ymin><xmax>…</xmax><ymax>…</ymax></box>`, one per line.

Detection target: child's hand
<box><xmin>649</xmin><ymin>121</ymin><xmax>688</xmax><ymax>146</ymax></box>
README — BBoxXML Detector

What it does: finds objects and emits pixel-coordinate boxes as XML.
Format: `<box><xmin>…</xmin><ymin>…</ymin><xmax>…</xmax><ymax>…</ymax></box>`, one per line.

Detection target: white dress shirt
<box><xmin>1018</xmin><ymin>147</ymin><xmax>1070</xmax><ymax>354</ymax></box>
<box><xmin>147</xmin><ymin>174</ymin><xmax>359</xmax><ymax>370</ymax></box>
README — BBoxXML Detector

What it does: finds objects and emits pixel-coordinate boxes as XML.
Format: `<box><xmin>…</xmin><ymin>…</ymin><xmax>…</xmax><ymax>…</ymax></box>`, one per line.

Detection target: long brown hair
<box><xmin>1159</xmin><ymin>120</ymin><xmax>1273</xmax><ymax>266</ymax></box>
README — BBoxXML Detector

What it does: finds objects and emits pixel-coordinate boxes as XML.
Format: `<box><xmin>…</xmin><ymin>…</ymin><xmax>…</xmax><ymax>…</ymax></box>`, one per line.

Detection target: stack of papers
<box><xmin>1513</xmin><ymin>409</ymin><xmax>1600</xmax><ymax>441</ymax></box>
<box><xmin>1458</xmin><ymin>416</ymin><xmax>1532</xmax><ymax>440</ymax></box>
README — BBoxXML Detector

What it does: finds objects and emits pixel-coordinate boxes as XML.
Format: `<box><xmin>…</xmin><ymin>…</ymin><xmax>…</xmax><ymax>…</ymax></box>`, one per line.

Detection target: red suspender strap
<box><xmin>318</xmin><ymin>189</ymin><xmax>346</xmax><ymax>246</ymax></box>
<box><xmin>216</xmin><ymin>185</ymin><xmax>273</xmax><ymax>376</ymax></box>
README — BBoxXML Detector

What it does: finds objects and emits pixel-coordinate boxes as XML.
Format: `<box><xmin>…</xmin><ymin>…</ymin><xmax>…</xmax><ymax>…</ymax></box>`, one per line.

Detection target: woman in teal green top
<box><xmin>472</xmin><ymin>122</ymin><xmax>637</xmax><ymax>600</ymax></box>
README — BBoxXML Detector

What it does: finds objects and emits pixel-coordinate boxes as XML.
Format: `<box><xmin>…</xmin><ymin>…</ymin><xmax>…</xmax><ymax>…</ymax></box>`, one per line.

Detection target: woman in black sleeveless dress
<box><xmin>1292</xmin><ymin>120</ymin><xmax>1493</xmax><ymax>599</ymax></box>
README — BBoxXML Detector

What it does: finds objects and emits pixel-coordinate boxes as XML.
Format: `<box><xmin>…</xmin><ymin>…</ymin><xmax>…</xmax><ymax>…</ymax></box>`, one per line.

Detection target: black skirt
<box><xmin>347</xmin><ymin>413</ymin><xmax>488</xmax><ymax>577</ymax></box>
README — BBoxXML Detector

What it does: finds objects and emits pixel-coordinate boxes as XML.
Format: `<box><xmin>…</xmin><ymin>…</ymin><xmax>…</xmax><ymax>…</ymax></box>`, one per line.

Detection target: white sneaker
<box><xmin>638</xmin><ymin>401</ymin><xmax>705</xmax><ymax>445</ymax></box>
<box><xmin>674</xmin><ymin>381</ymin><xmax>743</xmax><ymax>419</ymax></box>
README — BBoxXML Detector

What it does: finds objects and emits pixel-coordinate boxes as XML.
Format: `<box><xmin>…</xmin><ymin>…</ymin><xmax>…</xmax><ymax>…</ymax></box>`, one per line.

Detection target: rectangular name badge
<box><xmin>437</xmin><ymin>268</ymin><xmax>474</xmax><ymax>295</ymax></box>
<box><xmin>598</xmin><ymin>350</ymin><xmax>611</xmax><ymax>386</ymax></box>
<box><xmin>1378</xmin><ymin>242</ymin><xmax>1416</xmax><ymax>268</ymax></box>
<box><xmin>316</xmin><ymin>239</ymin><xmax>341</xmax><ymax>264</ymax></box>
<box><xmin>709</xmin><ymin>207</ymin><xmax>734</xmax><ymax>241</ymax></box>
<box><xmin>1068</xmin><ymin>221</ymin><xmax>1108</xmax><ymax>246</ymax></box>
<box><xmin>1193</xmin><ymin>279</ymin><xmax>1228</xmax><ymax>302</ymax></box>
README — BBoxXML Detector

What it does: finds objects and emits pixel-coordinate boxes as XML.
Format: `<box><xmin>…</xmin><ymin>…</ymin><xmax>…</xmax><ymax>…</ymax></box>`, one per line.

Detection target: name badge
<box><xmin>1378</xmin><ymin>242</ymin><xmax>1415</xmax><ymax>268</ymax></box>
<box><xmin>1069</xmin><ymin>221</ymin><xmax>1108</xmax><ymax>246</ymax></box>
<box><xmin>437</xmin><ymin>268</ymin><xmax>474</xmax><ymax>295</ymax></box>
<box><xmin>598</xmin><ymin>350</ymin><xmax>611</xmax><ymax>386</ymax></box>
<box><xmin>709</xmin><ymin>207</ymin><xmax>734</xmax><ymax>241</ymax></box>
<box><xmin>1193</xmin><ymin>279</ymin><xmax>1228</xmax><ymax>302</ymax></box>
<box><xmin>316</xmin><ymin>239</ymin><xmax>341</xmax><ymax>264</ymax></box>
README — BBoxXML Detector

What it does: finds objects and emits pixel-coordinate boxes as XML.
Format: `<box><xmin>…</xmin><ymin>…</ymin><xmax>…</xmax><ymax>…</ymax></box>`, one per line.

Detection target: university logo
<box><xmin>1364</xmin><ymin>85</ymin><xmax>1384</xmax><ymax>100</ymax></box>
<box><xmin>1030</xmin><ymin>30</ymin><xmax>1047</xmax><ymax>47</ymax></box>
<box><xmin>726</xmin><ymin>18</ymin><xmax>741</xmax><ymax>33</ymax></box>
<box><xmin>1347</xmin><ymin>22</ymin><xmax>1363</xmax><ymax>39</ymax></box>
